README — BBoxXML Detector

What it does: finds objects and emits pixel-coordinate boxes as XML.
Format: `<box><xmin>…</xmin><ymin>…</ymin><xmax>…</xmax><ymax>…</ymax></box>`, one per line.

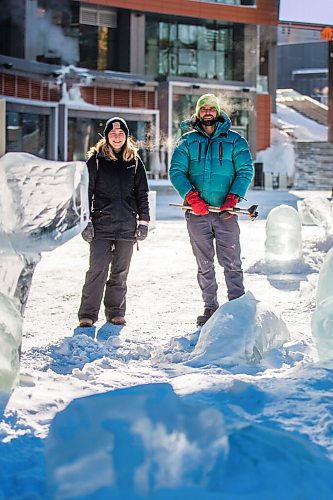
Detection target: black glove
<box><xmin>135</xmin><ymin>223</ymin><xmax>149</xmax><ymax>241</ymax></box>
<box><xmin>81</xmin><ymin>220</ymin><xmax>94</xmax><ymax>243</ymax></box>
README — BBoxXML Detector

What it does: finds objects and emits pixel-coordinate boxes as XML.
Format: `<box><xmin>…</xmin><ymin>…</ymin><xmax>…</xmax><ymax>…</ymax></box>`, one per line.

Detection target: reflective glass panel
<box><xmin>6</xmin><ymin>112</ymin><xmax>49</xmax><ymax>158</ymax></box>
<box><xmin>145</xmin><ymin>17</ymin><xmax>244</xmax><ymax>81</ymax></box>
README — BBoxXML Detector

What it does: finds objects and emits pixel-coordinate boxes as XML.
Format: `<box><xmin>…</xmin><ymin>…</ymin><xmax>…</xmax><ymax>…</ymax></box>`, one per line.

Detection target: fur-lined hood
<box><xmin>179</xmin><ymin>111</ymin><xmax>231</xmax><ymax>136</ymax></box>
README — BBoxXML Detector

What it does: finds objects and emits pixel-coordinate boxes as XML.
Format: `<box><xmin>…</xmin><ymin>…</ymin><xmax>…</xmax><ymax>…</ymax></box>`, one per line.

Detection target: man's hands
<box><xmin>185</xmin><ymin>189</ymin><xmax>209</xmax><ymax>216</ymax></box>
<box><xmin>135</xmin><ymin>221</ymin><xmax>149</xmax><ymax>241</ymax></box>
<box><xmin>81</xmin><ymin>220</ymin><xmax>94</xmax><ymax>242</ymax></box>
<box><xmin>220</xmin><ymin>193</ymin><xmax>239</xmax><ymax>219</ymax></box>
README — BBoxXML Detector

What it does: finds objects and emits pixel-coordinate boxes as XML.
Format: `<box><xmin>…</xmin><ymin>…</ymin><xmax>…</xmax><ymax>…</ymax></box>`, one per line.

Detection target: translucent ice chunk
<box><xmin>312</xmin><ymin>296</ymin><xmax>333</xmax><ymax>362</ymax></box>
<box><xmin>188</xmin><ymin>291</ymin><xmax>290</xmax><ymax>367</ymax></box>
<box><xmin>316</xmin><ymin>247</ymin><xmax>333</xmax><ymax>306</ymax></box>
<box><xmin>46</xmin><ymin>383</ymin><xmax>228</xmax><ymax>498</ymax></box>
<box><xmin>0</xmin><ymin>152</ymin><xmax>89</xmax><ymax>252</ymax></box>
<box><xmin>297</xmin><ymin>200</ymin><xmax>316</xmax><ymax>226</ymax></box>
<box><xmin>300</xmin><ymin>196</ymin><xmax>333</xmax><ymax>238</ymax></box>
<box><xmin>0</xmin><ymin>152</ymin><xmax>89</xmax><ymax>393</ymax></box>
<box><xmin>265</xmin><ymin>205</ymin><xmax>302</xmax><ymax>262</ymax></box>
<box><xmin>0</xmin><ymin>292</ymin><xmax>23</xmax><ymax>392</ymax></box>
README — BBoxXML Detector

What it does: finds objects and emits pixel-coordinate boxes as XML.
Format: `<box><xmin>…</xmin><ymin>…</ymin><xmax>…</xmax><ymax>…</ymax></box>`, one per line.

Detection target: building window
<box><xmin>146</xmin><ymin>18</ymin><xmax>244</xmax><ymax>81</ymax></box>
<box><xmin>6</xmin><ymin>112</ymin><xmax>49</xmax><ymax>158</ymax></box>
<box><xmin>172</xmin><ymin>93</ymin><xmax>249</xmax><ymax>142</ymax></box>
<box><xmin>67</xmin><ymin>117</ymin><xmax>152</xmax><ymax>169</ymax></box>
<box><xmin>28</xmin><ymin>1</ymin><xmax>120</xmax><ymax>71</ymax></box>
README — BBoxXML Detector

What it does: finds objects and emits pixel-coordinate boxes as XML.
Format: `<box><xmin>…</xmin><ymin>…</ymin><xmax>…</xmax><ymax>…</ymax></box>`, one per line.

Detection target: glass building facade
<box><xmin>145</xmin><ymin>18</ymin><xmax>244</xmax><ymax>81</ymax></box>
<box><xmin>67</xmin><ymin>117</ymin><xmax>152</xmax><ymax>165</ymax></box>
<box><xmin>6</xmin><ymin>111</ymin><xmax>49</xmax><ymax>158</ymax></box>
<box><xmin>172</xmin><ymin>91</ymin><xmax>249</xmax><ymax>143</ymax></box>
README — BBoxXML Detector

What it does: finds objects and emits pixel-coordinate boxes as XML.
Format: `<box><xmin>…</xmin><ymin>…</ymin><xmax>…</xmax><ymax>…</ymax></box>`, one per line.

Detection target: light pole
<box><xmin>328</xmin><ymin>40</ymin><xmax>333</xmax><ymax>142</ymax></box>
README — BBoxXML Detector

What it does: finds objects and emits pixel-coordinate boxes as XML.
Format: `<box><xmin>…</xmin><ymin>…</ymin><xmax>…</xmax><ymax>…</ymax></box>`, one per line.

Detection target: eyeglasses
<box><xmin>200</xmin><ymin>107</ymin><xmax>216</xmax><ymax>114</ymax></box>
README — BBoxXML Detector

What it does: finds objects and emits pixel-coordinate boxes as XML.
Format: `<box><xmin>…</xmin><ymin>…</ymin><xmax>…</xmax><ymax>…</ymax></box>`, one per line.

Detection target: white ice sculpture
<box><xmin>312</xmin><ymin>296</ymin><xmax>333</xmax><ymax>362</ymax></box>
<box><xmin>312</xmin><ymin>247</ymin><xmax>333</xmax><ymax>362</ymax></box>
<box><xmin>0</xmin><ymin>152</ymin><xmax>89</xmax><ymax>392</ymax></box>
<box><xmin>316</xmin><ymin>247</ymin><xmax>333</xmax><ymax>306</ymax></box>
<box><xmin>265</xmin><ymin>205</ymin><xmax>303</xmax><ymax>263</ymax></box>
<box><xmin>187</xmin><ymin>291</ymin><xmax>290</xmax><ymax>367</ymax></box>
<box><xmin>297</xmin><ymin>200</ymin><xmax>316</xmax><ymax>226</ymax></box>
<box><xmin>299</xmin><ymin>196</ymin><xmax>333</xmax><ymax>238</ymax></box>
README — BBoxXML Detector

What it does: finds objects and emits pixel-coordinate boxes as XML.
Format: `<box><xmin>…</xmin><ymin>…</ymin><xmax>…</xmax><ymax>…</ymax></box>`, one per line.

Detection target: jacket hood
<box><xmin>179</xmin><ymin>111</ymin><xmax>231</xmax><ymax>136</ymax></box>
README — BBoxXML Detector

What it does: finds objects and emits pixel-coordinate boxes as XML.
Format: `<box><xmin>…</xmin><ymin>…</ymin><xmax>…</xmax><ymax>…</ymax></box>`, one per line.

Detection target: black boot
<box><xmin>196</xmin><ymin>308</ymin><xmax>216</xmax><ymax>327</ymax></box>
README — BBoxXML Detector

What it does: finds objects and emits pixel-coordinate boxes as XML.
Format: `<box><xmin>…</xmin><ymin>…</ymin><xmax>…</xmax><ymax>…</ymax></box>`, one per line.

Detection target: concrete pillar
<box><xmin>244</xmin><ymin>25</ymin><xmax>258</xmax><ymax>87</ymax></box>
<box><xmin>264</xmin><ymin>172</ymin><xmax>273</xmax><ymax>190</ymax></box>
<box><xmin>58</xmin><ymin>104</ymin><xmax>68</xmax><ymax>161</ymax></box>
<box><xmin>148</xmin><ymin>191</ymin><xmax>156</xmax><ymax>228</ymax></box>
<box><xmin>268</xmin><ymin>29</ymin><xmax>278</xmax><ymax>114</ymax></box>
<box><xmin>130</xmin><ymin>13</ymin><xmax>145</xmax><ymax>74</ymax></box>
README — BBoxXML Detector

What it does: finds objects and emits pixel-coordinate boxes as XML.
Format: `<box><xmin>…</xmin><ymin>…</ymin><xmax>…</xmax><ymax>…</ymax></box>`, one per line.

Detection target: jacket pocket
<box><xmin>188</xmin><ymin>141</ymin><xmax>201</xmax><ymax>161</ymax></box>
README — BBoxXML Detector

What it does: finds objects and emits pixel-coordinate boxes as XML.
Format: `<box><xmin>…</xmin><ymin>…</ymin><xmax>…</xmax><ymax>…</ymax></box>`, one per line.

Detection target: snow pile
<box><xmin>272</xmin><ymin>103</ymin><xmax>327</xmax><ymax>142</ymax></box>
<box><xmin>256</xmin><ymin>102</ymin><xmax>328</xmax><ymax>178</ymax></box>
<box><xmin>187</xmin><ymin>292</ymin><xmax>290</xmax><ymax>367</ymax></box>
<box><xmin>256</xmin><ymin>127</ymin><xmax>295</xmax><ymax>177</ymax></box>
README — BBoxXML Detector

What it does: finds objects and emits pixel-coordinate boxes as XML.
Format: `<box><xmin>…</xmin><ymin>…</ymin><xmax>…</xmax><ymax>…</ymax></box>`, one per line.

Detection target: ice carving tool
<box><xmin>170</xmin><ymin>203</ymin><xmax>259</xmax><ymax>219</ymax></box>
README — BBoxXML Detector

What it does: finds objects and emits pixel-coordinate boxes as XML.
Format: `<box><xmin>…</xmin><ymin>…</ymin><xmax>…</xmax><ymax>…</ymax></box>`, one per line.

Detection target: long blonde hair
<box><xmin>87</xmin><ymin>136</ymin><xmax>139</xmax><ymax>161</ymax></box>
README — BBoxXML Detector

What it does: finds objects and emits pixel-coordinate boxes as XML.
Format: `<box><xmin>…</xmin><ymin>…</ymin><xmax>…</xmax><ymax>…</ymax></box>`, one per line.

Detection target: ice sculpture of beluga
<box><xmin>0</xmin><ymin>152</ymin><xmax>89</xmax><ymax>395</ymax></box>
<box><xmin>265</xmin><ymin>205</ymin><xmax>303</xmax><ymax>272</ymax></box>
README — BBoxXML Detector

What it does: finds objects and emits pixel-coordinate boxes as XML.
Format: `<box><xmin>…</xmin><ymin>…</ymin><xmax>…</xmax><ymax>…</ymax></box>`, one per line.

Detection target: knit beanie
<box><xmin>104</xmin><ymin>117</ymin><xmax>129</xmax><ymax>140</ymax></box>
<box><xmin>195</xmin><ymin>94</ymin><xmax>221</xmax><ymax>118</ymax></box>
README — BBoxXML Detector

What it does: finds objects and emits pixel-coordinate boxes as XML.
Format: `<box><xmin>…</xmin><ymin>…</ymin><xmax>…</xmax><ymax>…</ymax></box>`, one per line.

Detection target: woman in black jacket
<box><xmin>78</xmin><ymin>117</ymin><xmax>150</xmax><ymax>327</ymax></box>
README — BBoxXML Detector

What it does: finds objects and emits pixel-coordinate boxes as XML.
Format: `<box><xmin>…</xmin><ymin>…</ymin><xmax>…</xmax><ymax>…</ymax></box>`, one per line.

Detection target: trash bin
<box><xmin>253</xmin><ymin>162</ymin><xmax>264</xmax><ymax>189</ymax></box>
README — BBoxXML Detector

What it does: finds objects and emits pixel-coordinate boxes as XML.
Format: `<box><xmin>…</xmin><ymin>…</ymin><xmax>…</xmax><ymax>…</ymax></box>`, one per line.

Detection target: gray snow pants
<box><xmin>186</xmin><ymin>211</ymin><xmax>244</xmax><ymax>309</ymax></box>
<box><xmin>78</xmin><ymin>238</ymin><xmax>134</xmax><ymax>323</ymax></box>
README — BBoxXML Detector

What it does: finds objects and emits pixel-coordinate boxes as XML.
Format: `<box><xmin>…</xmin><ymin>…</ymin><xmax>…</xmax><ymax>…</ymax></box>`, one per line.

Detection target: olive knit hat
<box><xmin>195</xmin><ymin>93</ymin><xmax>221</xmax><ymax>118</ymax></box>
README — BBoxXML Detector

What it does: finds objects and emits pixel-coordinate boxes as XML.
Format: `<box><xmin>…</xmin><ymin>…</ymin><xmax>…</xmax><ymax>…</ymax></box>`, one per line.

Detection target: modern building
<box><xmin>0</xmin><ymin>0</ymin><xmax>278</xmax><ymax>176</ymax></box>
<box><xmin>278</xmin><ymin>26</ymin><xmax>328</xmax><ymax>104</ymax></box>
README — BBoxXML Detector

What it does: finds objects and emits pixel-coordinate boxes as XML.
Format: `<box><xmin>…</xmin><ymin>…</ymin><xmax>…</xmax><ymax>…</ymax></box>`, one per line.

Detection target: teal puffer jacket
<box><xmin>169</xmin><ymin>112</ymin><xmax>254</xmax><ymax>207</ymax></box>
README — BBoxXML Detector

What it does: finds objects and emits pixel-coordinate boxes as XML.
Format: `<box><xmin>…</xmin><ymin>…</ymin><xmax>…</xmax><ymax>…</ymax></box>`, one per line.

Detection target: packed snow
<box><xmin>1</xmin><ymin>185</ymin><xmax>333</xmax><ymax>499</ymax></box>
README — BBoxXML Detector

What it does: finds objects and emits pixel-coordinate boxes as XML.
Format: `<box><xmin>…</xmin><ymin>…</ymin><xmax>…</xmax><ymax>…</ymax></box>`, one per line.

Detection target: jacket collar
<box><xmin>180</xmin><ymin>111</ymin><xmax>231</xmax><ymax>138</ymax></box>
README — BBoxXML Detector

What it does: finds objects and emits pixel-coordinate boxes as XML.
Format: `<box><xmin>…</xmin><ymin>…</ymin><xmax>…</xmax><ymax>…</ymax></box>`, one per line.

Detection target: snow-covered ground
<box><xmin>1</xmin><ymin>189</ymin><xmax>333</xmax><ymax>499</ymax></box>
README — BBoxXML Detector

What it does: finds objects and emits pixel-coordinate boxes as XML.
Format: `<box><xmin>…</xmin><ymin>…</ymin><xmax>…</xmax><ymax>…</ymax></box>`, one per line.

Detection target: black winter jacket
<box><xmin>87</xmin><ymin>151</ymin><xmax>150</xmax><ymax>241</ymax></box>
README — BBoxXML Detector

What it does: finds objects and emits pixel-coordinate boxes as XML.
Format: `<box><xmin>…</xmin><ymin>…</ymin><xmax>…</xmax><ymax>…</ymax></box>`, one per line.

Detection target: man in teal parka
<box><xmin>169</xmin><ymin>93</ymin><xmax>254</xmax><ymax>326</ymax></box>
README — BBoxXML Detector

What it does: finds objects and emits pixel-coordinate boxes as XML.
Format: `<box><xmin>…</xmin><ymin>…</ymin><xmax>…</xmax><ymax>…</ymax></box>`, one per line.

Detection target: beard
<box><xmin>199</xmin><ymin>116</ymin><xmax>217</xmax><ymax>126</ymax></box>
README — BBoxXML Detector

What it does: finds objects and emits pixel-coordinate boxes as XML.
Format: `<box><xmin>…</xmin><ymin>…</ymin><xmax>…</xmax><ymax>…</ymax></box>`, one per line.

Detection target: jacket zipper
<box><xmin>219</xmin><ymin>142</ymin><xmax>223</xmax><ymax>165</ymax></box>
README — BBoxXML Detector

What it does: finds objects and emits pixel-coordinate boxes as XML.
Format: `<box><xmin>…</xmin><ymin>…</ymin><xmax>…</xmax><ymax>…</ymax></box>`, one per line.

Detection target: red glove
<box><xmin>185</xmin><ymin>190</ymin><xmax>209</xmax><ymax>216</ymax></box>
<box><xmin>220</xmin><ymin>193</ymin><xmax>239</xmax><ymax>219</ymax></box>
